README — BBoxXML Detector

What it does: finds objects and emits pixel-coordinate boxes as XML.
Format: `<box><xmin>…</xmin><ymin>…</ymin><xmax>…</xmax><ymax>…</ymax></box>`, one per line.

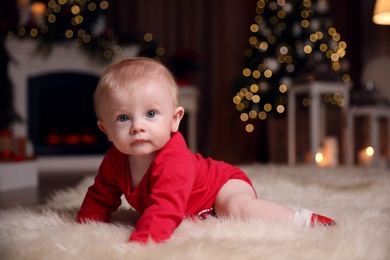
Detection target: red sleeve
<box><xmin>77</xmin><ymin>147</ymin><xmax>124</xmax><ymax>223</ymax></box>
<box><xmin>130</xmin><ymin>140</ymin><xmax>196</xmax><ymax>243</ymax></box>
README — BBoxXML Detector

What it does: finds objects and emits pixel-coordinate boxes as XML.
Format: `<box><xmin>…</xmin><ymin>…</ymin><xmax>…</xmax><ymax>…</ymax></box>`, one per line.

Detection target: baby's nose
<box><xmin>130</xmin><ymin>119</ymin><xmax>145</xmax><ymax>134</ymax></box>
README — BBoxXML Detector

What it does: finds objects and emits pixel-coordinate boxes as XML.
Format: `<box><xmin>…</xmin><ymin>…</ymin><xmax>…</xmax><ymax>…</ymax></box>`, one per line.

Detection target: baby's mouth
<box><xmin>133</xmin><ymin>138</ymin><xmax>146</xmax><ymax>144</ymax></box>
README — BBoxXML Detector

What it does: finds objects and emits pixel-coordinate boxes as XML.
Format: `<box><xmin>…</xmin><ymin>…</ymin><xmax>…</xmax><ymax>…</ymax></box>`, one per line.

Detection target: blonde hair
<box><xmin>94</xmin><ymin>57</ymin><xmax>179</xmax><ymax>117</ymax></box>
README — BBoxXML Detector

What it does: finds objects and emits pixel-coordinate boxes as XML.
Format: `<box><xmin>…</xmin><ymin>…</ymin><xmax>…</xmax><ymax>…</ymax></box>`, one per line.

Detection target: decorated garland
<box><xmin>0</xmin><ymin>0</ymin><xmax>164</xmax><ymax>132</ymax></box>
<box><xmin>7</xmin><ymin>0</ymin><xmax>164</xmax><ymax>61</ymax></box>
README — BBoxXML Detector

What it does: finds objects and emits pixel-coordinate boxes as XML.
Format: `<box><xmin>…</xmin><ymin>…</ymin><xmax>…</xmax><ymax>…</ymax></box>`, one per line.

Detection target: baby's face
<box><xmin>97</xmin><ymin>79</ymin><xmax>182</xmax><ymax>156</ymax></box>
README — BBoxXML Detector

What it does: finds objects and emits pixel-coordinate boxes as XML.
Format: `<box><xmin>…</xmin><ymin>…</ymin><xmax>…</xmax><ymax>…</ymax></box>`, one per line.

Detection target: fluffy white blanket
<box><xmin>1</xmin><ymin>164</ymin><xmax>389</xmax><ymax>260</ymax></box>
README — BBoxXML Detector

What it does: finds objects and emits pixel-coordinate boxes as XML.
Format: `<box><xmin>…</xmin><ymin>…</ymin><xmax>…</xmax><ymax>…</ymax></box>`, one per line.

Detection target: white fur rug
<box><xmin>1</xmin><ymin>164</ymin><xmax>389</xmax><ymax>260</ymax></box>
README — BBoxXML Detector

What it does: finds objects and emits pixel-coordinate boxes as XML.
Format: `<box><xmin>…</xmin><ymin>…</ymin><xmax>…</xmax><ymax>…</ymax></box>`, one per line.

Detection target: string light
<box><xmin>8</xmin><ymin>0</ymin><xmax>164</xmax><ymax>61</ymax></box>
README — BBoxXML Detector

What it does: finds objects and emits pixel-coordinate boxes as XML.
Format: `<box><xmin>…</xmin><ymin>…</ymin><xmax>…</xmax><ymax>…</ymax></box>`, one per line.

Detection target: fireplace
<box><xmin>28</xmin><ymin>72</ymin><xmax>111</xmax><ymax>155</ymax></box>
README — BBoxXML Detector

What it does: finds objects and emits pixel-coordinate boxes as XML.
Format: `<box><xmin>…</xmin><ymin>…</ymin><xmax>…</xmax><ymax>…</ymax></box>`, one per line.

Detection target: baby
<box><xmin>77</xmin><ymin>57</ymin><xmax>335</xmax><ymax>244</ymax></box>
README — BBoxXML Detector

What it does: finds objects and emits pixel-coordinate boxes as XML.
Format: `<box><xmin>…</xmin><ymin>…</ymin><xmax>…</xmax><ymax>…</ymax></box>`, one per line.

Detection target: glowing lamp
<box><xmin>373</xmin><ymin>0</ymin><xmax>390</xmax><ymax>25</ymax></box>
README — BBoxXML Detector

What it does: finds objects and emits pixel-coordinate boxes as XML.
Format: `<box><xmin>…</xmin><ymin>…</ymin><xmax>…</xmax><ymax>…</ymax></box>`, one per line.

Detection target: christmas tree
<box><xmin>233</xmin><ymin>0</ymin><xmax>350</xmax><ymax>132</ymax></box>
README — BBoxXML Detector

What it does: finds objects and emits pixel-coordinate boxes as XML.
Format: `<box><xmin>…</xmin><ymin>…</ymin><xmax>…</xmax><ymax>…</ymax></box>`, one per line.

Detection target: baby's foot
<box><xmin>294</xmin><ymin>209</ymin><xmax>336</xmax><ymax>227</ymax></box>
<box><xmin>310</xmin><ymin>213</ymin><xmax>336</xmax><ymax>227</ymax></box>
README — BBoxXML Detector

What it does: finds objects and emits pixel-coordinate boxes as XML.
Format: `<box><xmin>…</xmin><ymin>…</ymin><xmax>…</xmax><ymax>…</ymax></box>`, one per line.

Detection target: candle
<box><xmin>316</xmin><ymin>136</ymin><xmax>339</xmax><ymax>167</ymax></box>
<box><xmin>358</xmin><ymin>146</ymin><xmax>374</xmax><ymax>166</ymax></box>
<box><xmin>315</xmin><ymin>151</ymin><xmax>327</xmax><ymax>167</ymax></box>
<box><xmin>30</xmin><ymin>2</ymin><xmax>46</xmax><ymax>26</ymax></box>
<box><xmin>323</xmin><ymin>137</ymin><xmax>339</xmax><ymax>166</ymax></box>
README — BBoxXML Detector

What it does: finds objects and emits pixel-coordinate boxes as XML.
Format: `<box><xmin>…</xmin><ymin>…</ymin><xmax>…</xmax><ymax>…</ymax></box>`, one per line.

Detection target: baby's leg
<box><xmin>214</xmin><ymin>179</ymin><xmax>336</xmax><ymax>227</ymax></box>
<box><xmin>214</xmin><ymin>179</ymin><xmax>294</xmax><ymax>222</ymax></box>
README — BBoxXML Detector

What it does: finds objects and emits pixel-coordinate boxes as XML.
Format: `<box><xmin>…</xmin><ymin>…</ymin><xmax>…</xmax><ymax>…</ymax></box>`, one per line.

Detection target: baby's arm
<box><xmin>78</xmin><ymin>153</ymin><xmax>123</xmax><ymax>223</ymax></box>
<box><xmin>129</xmin><ymin>157</ymin><xmax>195</xmax><ymax>243</ymax></box>
<box><xmin>77</xmin><ymin>177</ymin><xmax>122</xmax><ymax>223</ymax></box>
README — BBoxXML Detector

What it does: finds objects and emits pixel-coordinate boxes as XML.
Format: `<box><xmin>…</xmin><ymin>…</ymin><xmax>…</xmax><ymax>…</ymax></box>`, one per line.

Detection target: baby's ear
<box><xmin>97</xmin><ymin>120</ymin><xmax>112</xmax><ymax>142</ymax></box>
<box><xmin>171</xmin><ymin>106</ymin><xmax>185</xmax><ymax>132</ymax></box>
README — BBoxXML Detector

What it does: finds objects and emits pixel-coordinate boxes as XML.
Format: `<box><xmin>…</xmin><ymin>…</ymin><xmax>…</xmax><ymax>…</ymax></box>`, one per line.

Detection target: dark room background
<box><xmin>2</xmin><ymin>0</ymin><xmax>390</xmax><ymax>164</ymax></box>
<box><xmin>106</xmin><ymin>0</ymin><xmax>390</xmax><ymax>164</ymax></box>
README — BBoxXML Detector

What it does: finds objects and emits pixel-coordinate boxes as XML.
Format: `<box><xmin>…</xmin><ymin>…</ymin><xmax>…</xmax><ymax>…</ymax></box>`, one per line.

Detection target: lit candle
<box><xmin>30</xmin><ymin>2</ymin><xmax>46</xmax><ymax>26</ymax></box>
<box><xmin>315</xmin><ymin>136</ymin><xmax>339</xmax><ymax>167</ymax></box>
<box><xmin>315</xmin><ymin>151</ymin><xmax>327</xmax><ymax>167</ymax></box>
<box><xmin>358</xmin><ymin>146</ymin><xmax>374</xmax><ymax>166</ymax></box>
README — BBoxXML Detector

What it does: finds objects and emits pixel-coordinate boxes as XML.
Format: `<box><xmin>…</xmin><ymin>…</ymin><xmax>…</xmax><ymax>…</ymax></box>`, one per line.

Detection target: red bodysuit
<box><xmin>77</xmin><ymin>132</ymin><xmax>255</xmax><ymax>243</ymax></box>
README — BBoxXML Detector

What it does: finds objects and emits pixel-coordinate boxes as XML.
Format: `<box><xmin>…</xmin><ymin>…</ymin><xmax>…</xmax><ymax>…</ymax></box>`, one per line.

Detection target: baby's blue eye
<box><xmin>118</xmin><ymin>115</ymin><xmax>128</xmax><ymax>122</ymax></box>
<box><xmin>146</xmin><ymin>111</ymin><xmax>156</xmax><ymax>118</ymax></box>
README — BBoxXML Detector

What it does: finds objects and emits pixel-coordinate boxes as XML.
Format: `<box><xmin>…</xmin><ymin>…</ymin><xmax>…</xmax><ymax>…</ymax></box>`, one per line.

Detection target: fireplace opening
<box><xmin>28</xmin><ymin>72</ymin><xmax>111</xmax><ymax>155</ymax></box>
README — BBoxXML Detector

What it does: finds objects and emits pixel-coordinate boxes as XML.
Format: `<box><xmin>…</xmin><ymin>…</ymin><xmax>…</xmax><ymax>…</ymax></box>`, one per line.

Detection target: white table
<box><xmin>288</xmin><ymin>81</ymin><xmax>351</xmax><ymax>165</ymax></box>
<box><xmin>347</xmin><ymin>105</ymin><xmax>390</xmax><ymax>167</ymax></box>
<box><xmin>179</xmin><ymin>86</ymin><xmax>199</xmax><ymax>152</ymax></box>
